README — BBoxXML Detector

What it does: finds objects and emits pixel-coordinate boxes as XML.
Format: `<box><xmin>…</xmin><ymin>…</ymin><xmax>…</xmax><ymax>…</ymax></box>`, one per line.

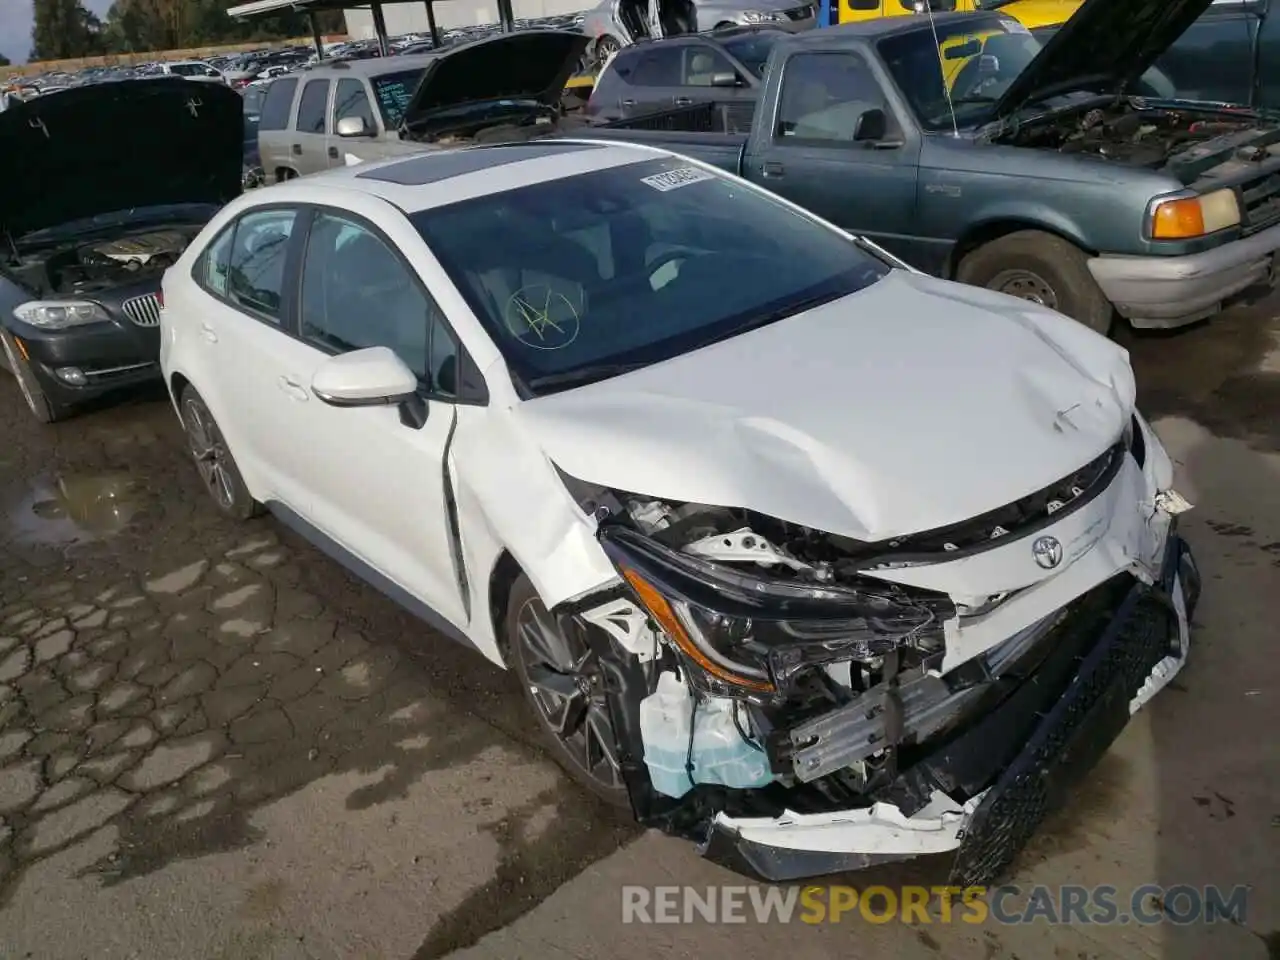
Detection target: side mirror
<box><xmin>853</xmin><ymin>107</ymin><xmax>887</xmax><ymax>143</ymax></box>
<box><xmin>710</xmin><ymin>71</ymin><xmax>741</xmax><ymax>87</ymax></box>
<box><xmin>335</xmin><ymin>115</ymin><xmax>371</xmax><ymax>137</ymax></box>
<box><xmin>311</xmin><ymin>347</ymin><xmax>418</xmax><ymax>407</ymax></box>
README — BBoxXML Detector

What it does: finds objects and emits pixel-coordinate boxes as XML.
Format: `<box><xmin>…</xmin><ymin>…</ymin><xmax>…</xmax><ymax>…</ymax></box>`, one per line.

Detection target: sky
<box><xmin>1</xmin><ymin>0</ymin><xmax>114</xmax><ymax>65</ymax></box>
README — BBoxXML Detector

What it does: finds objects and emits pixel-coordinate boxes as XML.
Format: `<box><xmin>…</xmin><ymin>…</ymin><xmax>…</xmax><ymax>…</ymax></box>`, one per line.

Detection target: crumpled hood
<box><xmin>0</xmin><ymin>79</ymin><xmax>243</xmax><ymax>241</ymax></box>
<box><xmin>517</xmin><ymin>270</ymin><xmax>1135</xmax><ymax>543</ymax></box>
<box><xmin>992</xmin><ymin>0</ymin><xmax>1213</xmax><ymax>119</ymax></box>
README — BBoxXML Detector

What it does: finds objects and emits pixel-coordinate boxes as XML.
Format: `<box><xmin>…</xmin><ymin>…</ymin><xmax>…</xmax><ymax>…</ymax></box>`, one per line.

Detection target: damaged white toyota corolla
<box><xmin>159</xmin><ymin>140</ymin><xmax>1200</xmax><ymax>884</ymax></box>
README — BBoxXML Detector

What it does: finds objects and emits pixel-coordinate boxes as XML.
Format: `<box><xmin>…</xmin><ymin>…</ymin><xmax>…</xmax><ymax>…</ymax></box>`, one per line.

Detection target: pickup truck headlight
<box><xmin>1148</xmin><ymin>188</ymin><xmax>1240</xmax><ymax>240</ymax></box>
<box><xmin>13</xmin><ymin>300</ymin><xmax>110</xmax><ymax>330</ymax></box>
<box><xmin>600</xmin><ymin>525</ymin><xmax>955</xmax><ymax>700</ymax></box>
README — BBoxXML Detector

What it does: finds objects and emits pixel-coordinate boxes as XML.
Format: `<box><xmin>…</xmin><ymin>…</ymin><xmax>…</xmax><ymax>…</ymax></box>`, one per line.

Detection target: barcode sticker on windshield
<box><xmin>641</xmin><ymin>166</ymin><xmax>716</xmax><ymax>191</ymax></box>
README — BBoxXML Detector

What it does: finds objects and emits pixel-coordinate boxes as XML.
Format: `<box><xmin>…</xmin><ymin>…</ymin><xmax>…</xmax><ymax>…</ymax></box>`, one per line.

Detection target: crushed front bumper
<box><xmin>700</xmin><ymin>533</ymin><xmax>1199</xmax><ymax>885</ymax></box>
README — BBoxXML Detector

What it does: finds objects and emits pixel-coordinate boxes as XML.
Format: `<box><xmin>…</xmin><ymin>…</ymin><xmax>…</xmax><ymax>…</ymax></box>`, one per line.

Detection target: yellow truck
<box><xmin>839</xmin><ymin>0</ymin><xmax>1080</xmax><ymax>29</ymax></box>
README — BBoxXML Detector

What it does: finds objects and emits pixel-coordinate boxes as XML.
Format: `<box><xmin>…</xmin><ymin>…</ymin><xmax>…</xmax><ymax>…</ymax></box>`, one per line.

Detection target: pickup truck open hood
<box><xmin>401</xmin><ymin>30</ymin><xmax>590</xmax><ymax>133</ymax></box>
<box><xmin>991</xmin><ymin>0</ymin><xmax>1213</xmax><ymax>120</ymax></box>
<box><xmin>0</xmin><ymin>79</ymin><xmax>243</xmax><ymax>242</ymax></box>
<box><xmin>517</xmin><ymin>271</ymin><xmax>1136</xmax><ymax>544</ymax></box>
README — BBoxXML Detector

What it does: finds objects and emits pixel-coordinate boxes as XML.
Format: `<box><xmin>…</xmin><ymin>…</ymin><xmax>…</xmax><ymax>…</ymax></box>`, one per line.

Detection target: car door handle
<box><xmin>762</xmin><ymin>160</ymin><xmax>785</xmax><ymax>177</ymax></box>
<box><xmin>199</xmin><ymin>323</ymin><xmax>218</xmax><ymax>344</ymax></box>
<box><xmin>291</xmin><ymin>143</ymin><xmax>302</xmax><ymax>155</ymax></box>
<box><xmin>621</xmin><ymin>98</ymin><xmax>635</xmax><ymax>107</ymax></box>
<box><xmin>674</xmin><ymin>96</ymin><xmax>692</xmax><ymax>105</ymax></box>
<box><xmin>277</xmin><ymin>376</ymin><xmax>309</xmax><ymax>401</ymax></box>
<box><xmin>328</xmin><ymin>146</ymin><xmax>339</xmax><ymax>159</ymax></box>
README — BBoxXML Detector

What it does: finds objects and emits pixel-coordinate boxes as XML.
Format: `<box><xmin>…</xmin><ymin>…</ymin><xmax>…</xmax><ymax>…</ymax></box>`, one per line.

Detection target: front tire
<box><xmin>506</xmin><ymin>573</ymin><xmax>630</xmax><ymax>809</ymax></box>
<box><xmin>1</xmin><ymin>329</ymin><xmax>66</xmax><ymax>424</ymax></box>
<box><xmin>179</xmin><ymin>385</ymin><xmax>262</xmax><ymax>521</ymax></box>
<box><xmin>956</xmin><ymin>230</ymin><xmax>1115</xmax><ymax>336</ymax></box>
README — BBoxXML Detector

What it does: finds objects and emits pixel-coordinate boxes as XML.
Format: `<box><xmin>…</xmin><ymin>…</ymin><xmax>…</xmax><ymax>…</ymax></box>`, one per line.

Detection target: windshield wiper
<box><xmin>525</xmin><ymin>360</ymin><xmax>654</xmax><ymax>392</ymax></box>
<box><xmin>949</xmin><ymin>94</ymin><xmax>998</xmax><ymax>106</ymax></box>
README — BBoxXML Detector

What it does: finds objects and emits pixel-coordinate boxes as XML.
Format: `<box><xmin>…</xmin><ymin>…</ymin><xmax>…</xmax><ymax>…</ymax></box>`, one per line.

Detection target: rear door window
<box><xmin>295</xmin><ymin>79</ymin><xmax>331</xmax><ymax>134</ymax></box>
<box><xmin>257</xmin><ymin>78</ymin><xmax>297</xmax><ymax>130</ymax></box>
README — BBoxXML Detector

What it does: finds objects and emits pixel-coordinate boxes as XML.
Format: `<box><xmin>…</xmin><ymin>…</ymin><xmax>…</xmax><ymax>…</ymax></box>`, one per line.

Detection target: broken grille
<box><xmin>851</xmin><ymin>439</ymin><xmax>1127</xmax><ymax>566</ymax></box>
<box><xmin>122</xmin><ymin>293</ymin><xmax>161</xmax><ymax>328</ymax></box>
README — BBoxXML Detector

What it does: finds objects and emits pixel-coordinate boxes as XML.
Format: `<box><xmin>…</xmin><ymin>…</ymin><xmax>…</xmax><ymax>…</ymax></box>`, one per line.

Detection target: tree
<box><xmin>31</xmin><ymin>0</ymin><xmax>104</xmax><ymax>60</ymax></box>
<box><xmin>0</xmin><ymin>54</ymin><xmax>10</xmax><ymax>67</ymax></box>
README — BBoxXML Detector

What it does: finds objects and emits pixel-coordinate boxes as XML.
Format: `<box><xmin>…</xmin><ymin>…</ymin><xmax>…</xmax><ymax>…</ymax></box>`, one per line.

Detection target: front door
<box><xmin>271</xmin><ymin>208</ymin><xmax>470</xmax><ymax>628</ymax></box>
<box><xmin>742</xmin><ymin>50</ymin><xmax>922</xmax><ymax>262</ymax></box>
<box><xmin>291</xmin><ymin>78</ymin><xmax>332</xmax><ymax>176</ymax></box>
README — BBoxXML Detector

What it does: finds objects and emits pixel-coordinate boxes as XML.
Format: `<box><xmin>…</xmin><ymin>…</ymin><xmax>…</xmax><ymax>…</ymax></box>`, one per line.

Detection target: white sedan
<box><xmin>159</xmin><ymin>140</ymin><xmax>1200</xmax><ymax>884</ymax></box>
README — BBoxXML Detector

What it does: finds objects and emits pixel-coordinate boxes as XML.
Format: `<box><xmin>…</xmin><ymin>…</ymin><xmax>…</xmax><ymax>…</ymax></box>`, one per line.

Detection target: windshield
<box><xmin>411</xmin><ymin>156</ymin><xmax>889</xmax><ymax>395</ymax></box>
<box><xmin>372</xmin><ymin>69</ymin><xmax>426</xmax><ymax>128</ymax></box>
<box><xmin>722</xmin><ymin>31</ymin><xmax>783</xmax><ymax>79</ymax></box>
<box><xmin>169</xmin><ymin>63</ymin><xmax>206</xmax><ymax>77</ymax></box>
<box><xmin>18</xmin><ymin>203</ymin><xmax>218</xmax><ymax>246</ymax></box>
<box><xmin>877</xmin><ymin>16</ymin><xmax>1043</xmax><ymax>131</ymax></box>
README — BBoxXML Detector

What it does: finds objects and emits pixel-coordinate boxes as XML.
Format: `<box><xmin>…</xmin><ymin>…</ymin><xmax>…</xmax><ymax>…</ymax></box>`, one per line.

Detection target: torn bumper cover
<box><xmin>699</xmin><ymin>533</ymin><xmax>1199</xmax><ymax>884</ymax></box>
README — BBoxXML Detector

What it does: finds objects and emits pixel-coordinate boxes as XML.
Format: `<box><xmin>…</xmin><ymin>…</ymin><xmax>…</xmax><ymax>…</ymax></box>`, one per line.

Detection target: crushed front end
<box><xmin>553</xmin><ymin>413</ymin><xmax>1200</xmax><ymax>884</ymax></box>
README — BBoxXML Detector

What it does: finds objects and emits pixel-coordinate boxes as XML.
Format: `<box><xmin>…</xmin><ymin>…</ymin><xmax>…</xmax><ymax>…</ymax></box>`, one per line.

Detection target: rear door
<box><xmin>618</xmin><ymin>44</ymin><xmax>687</xmax><ymax>114</ymax></box>
<box><xmin>741</xmin><ymin>50</ymin><xmax>922</xmax><ymax>260</ymax></box>
<box><xmin>255</xmin><ymin>77</ymin><xmax>298</xmax><ymax>179</ymax></box>
<box><xmin>291</xmin><ymin>77</ymin><xmax>333</xmax><ymax>176</ymax></box>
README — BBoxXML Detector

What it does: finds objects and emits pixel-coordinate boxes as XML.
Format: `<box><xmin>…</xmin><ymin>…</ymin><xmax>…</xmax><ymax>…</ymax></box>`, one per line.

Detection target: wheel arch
<box><xmin>946</xmin><ymin>217</ymin><xmax>1095</xmax><ymax>280</ymax></box>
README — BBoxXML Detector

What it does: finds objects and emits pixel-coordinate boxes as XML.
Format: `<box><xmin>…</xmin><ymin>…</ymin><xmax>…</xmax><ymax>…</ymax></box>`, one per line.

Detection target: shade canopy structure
<box><xmin>226</xmin><ymin>0</ymin><xmax>517</xmax><ymax>56</ymax></box>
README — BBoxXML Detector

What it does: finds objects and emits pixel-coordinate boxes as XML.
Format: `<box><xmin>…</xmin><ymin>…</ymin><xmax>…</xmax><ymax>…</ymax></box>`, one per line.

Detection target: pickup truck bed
<box><xmin>578</xmin><ymin>101</ymin><xmax>751</xmax><ymax>174</ymax></box>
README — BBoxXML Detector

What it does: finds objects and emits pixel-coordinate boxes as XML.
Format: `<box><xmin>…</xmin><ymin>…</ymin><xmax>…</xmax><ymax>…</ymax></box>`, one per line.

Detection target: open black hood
<box><xmin>991</xmin><ymin>0</ymin><xmax>1214</xmax><ymax>120</ymax></box>
<box><xmin>401</xmin><ymin>30</ymin><xmax>591</xmax><ymax>132</ymax></box>
<box><xmin>0</xmin><ymin>78</ymin><xmax>243</xmax><ymax>241</ymax></box>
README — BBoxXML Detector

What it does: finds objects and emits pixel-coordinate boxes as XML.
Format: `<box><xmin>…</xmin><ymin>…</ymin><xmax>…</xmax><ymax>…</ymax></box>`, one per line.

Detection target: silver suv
<box><xmin>256</xmin><ymin>55</ymin><xmax>434</xmax><ymax>180</ymax></box>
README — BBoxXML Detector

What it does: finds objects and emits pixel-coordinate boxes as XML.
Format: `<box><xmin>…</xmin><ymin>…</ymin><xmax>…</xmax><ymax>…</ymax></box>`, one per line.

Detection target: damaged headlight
<box><xmin>601</xmin><ymin>525</ymin><xmax>955</xmax><ymax>700</ymax></box>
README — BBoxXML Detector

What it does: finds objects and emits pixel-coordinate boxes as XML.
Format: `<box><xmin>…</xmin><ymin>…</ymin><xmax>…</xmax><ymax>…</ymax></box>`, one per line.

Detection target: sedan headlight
<box><xmin>1147</xmin><ymin>188</ymin><xmax>1240</xmax><ymax>240</ymax></box>
<box><xmin>601</xmin><ymin>525</ymin><xmax>955</xmax><ymax>700</ymax></box>
<box><xmin>741</xmin><ymin>10</ymin><xmax>786</xmax><ymax>22</ymax></box>
<box><xmin>13</xmin><ymin>300</ymin><xmax>110</xmax><ymax>329</ymax></box>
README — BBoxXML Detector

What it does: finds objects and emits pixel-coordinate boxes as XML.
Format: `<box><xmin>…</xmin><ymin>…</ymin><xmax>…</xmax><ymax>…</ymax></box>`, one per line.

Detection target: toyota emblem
<box><xmin>1032</xmin><ymin>535</ymin><xmax>1063</xmax><ymax>570</ymax></box>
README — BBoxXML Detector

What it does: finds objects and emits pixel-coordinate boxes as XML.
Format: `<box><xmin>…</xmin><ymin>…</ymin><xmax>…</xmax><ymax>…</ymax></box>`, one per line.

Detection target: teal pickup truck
<box><xmin>576</xmin><ymin>0</ymin><xmax>1280</xmax><ymax>333</ymax></box>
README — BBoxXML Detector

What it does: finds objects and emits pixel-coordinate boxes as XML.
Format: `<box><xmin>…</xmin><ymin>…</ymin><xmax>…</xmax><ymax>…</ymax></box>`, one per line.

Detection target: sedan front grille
<box><xmin>122</xmin><ymin>293</ymin><xmax>161</xmax><ymax>327</ymax></box>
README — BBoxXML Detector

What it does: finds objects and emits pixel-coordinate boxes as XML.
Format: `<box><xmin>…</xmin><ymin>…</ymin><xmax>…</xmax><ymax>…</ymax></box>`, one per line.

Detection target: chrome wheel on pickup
<box><xmin>507</xmin><ymin>573</ymin><xmax>629</xmax><ymax>807</ymax></box>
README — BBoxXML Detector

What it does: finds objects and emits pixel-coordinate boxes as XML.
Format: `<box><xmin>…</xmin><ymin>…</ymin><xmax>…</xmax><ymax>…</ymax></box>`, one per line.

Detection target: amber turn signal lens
<box><xmin>1150</xmin><ymin>197</ymin><xmax>1205</xmax><ymax>239</ymax></box>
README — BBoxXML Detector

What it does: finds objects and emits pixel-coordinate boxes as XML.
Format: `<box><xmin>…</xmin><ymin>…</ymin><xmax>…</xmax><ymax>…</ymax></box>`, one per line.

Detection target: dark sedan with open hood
<box><xmin>0</xmin><ymin>78</ymin><xmax>242</xmax><ymax>422</ymax></box>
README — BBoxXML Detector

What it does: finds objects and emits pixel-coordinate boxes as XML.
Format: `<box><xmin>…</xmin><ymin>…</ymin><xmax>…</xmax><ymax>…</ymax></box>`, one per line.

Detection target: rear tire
<box><xmin>506</xmin><ymin>573</ymin><xmax>630</xmax><ymax>810</ymax></box>
<box><xmin>956</xmin><ymin>230</ymin><xmax>1115</xmax><ymax>336</ymax></box>
<box><xmin>178</xmin><ymin>385</ymin><xmax>262</xmax><ymax>521</ymax></box>
<box><xmin>593</xmin><ymin>34</ymin><xmax>621</xmax><ymax>67</ymax></box>
<box><xmin>1</xmin><ymin>329</ymin><xmax>67</xmax><ymax>424</ymax></box>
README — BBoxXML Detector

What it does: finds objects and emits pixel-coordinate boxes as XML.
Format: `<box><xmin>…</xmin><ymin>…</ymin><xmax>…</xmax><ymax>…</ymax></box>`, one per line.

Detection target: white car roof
<box><xmin>260</xmin><ymin>140</ymin><xmax>681</xmax><ymax>214</ymax></box>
